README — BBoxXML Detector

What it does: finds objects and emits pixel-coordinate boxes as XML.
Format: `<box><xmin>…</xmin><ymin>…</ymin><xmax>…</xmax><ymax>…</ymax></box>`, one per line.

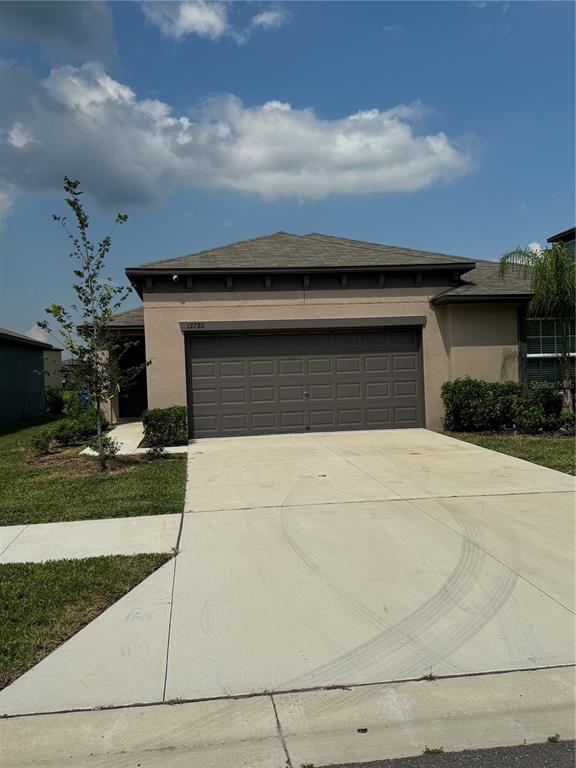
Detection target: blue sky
<box><xmin>0</xmin><ymin>0</ymin><xmax>574</xmax><ymax>340</ymax></box>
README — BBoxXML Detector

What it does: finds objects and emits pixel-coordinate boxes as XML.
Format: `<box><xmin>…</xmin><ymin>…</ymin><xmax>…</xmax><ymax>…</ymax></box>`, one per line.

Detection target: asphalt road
<box><xmin>326</xmin><ymin>741</ymin><xmax>575</xmax><ymax>768</ymax></box>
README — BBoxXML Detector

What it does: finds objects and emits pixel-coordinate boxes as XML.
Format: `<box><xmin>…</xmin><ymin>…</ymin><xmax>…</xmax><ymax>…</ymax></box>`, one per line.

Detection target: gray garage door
<box><xmin>186</xmin><ymin>327</ymin><xmax>424</xmax><ymax>438</ymax></box>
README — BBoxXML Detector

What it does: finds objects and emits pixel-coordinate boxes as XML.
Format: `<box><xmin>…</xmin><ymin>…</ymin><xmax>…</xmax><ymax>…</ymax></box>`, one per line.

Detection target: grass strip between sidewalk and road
<box><xmin>446</xmin><ymin>433</ymin><xmax>575</xmax><ymax>476</ymax></box>
<box><xmin>0</xmin><ymin>417</ymin><xmax>187</xmax><ymax>526</ymax></box>
<box><xmin>0</xmin><ymin>553</ymin><xmax>171</xmax><ymax>690</ymax></box>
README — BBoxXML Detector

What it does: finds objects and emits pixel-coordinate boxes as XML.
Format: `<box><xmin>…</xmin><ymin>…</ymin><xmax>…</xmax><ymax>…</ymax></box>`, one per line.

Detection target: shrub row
<box><xmin>32</xmin><ymin>393</ymin><xmax>109</xmax><ymax>454</ymax></box>
<box><xmin>441</xmin><ymin>378</ymin><xmax>573</xmax><ymax>434</ymax></box>
<box><xmin>142</xmin><ymin>406</ymin><xmax>187</xmax><ymax>456</ymax></box>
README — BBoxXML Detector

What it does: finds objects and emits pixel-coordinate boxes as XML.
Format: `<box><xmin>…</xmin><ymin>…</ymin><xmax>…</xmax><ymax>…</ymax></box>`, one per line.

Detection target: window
<box><xmin>526</xmin><ymin>318</ymin><xmax>576</xmax><ymax>383</ymax></box>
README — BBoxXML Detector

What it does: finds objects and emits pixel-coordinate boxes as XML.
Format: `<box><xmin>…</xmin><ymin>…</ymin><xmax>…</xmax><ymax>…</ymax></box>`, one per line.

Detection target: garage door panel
<box><xmin>279</xmin><ymin>359</ymin><xmax>303</xmax><ymax>375</ymax></box>
<box><xmin>394</xmin><ymin>381</ymin><xmax>418</xmax><ymax>397</ymax></box>
<box><xmin>310</xmin><ymin>384</ymin><xmax>333</xmax><ymax>400</ymax></box>
<box><xmin>250</xmin><ymin>360</ymin><xmax>274</xmax><ymax>376</ymax></box>
<box><xmin>250</xmin><ymin>386</ymin><xmax>275</xmax><ymax>402</ymax></box>
<box><xmin>366</xmin><ymin>382</ymin><xmax>390</xmax><ymax>399</ymax></box>
<box><xmin>365</xmin><ymin>357</ymin><xmax>390</xmax><ymax>373</ymax></box>
<box><xmin>309</xmin><ymin>358</ymin><xmax>332</xmax><ymax>375</ymax></box>
<box><xmin>395</xmin><ymin>406</ymin><xmax>419</xmax><ymax>423</ymax></box>
<box><xmin>187</xmin><ymin>328</ymin><xmax>423</xmax><ymax>437</ymax></box>
<box><xmin>337</xmin><ymin>383</ymin><xmax>361</xmax><ymax>399</ymax></box>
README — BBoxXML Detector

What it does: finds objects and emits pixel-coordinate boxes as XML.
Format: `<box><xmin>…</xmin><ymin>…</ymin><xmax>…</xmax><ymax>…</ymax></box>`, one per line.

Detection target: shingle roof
<box><xmin>0</xmin><ymin>327</ymin><xmax>55</xmax><ymax>350</ymax></box>
<box><xmin>432</xmin><ymin>259</ymin><xmax>532</xmax><ymax>303</ymax></box>
<box><xmin>129</xmin><ymin>232</ymin><xmax>475</xmax><ymax>272</ymax></box>
<box><xmin>108</xmin><ymin>307</ymin><xmax>144</xmax><ymax>328</ymax></box>
<box><xmin>547</xmin><ymin>226</ymin><xmax>575</xmax><ymax>244</ymax></box>
<box><xmin>121</xmin><ymin>232</ymin><xmax>533</xmax><ymax>305</ymax></box>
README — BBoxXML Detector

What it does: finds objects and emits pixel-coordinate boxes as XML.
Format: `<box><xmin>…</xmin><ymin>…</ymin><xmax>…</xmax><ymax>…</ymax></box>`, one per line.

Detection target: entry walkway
<box><xmin>80</xmin><ymin>420</ymin><xmax>187</xmax><ymax>456</ymax></box>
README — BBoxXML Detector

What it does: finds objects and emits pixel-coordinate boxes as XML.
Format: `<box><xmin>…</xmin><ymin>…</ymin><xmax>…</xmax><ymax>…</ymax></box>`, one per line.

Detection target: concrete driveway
<box><xmin>1</xmin><ymin>428</ymin><xmax>573</xmax><ymax>718</ymax></box>
<box><xmin>167</xmin><ymin>428</ymin><xmax>574</xmax><ymax>700</ymax></box>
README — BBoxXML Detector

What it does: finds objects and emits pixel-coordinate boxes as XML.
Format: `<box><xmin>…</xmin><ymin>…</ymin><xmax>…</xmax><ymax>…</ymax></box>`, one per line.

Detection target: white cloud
<box><xmin>8</xmin><ymin>122</ymin><xmax>37</xmax><ymax>148</ymax></box>
<box><xmin>141</xmin><ymin>1</ymin><xmax>228</xmax><ymax>40</ymax></box>
<box><xmin>26</xmin><ymin>324</ymin><xmax>49</xmax><ymax>343</ymax></box>
<box><xmin>251</xmin><ymin>9</ymin><xmax>286</xmax><ymax>30</ymax></box>
<box><xmin>140</xmin><ymin>1</ymin><xmax>288</xmax><ymax>43</ymax></box>
<box><xmin>528</xmin><ymin>241</ymin><xmax>543</xmax><ymax>253</ymax></box>
<box><xmin>0</xmin><ymin>62</ymin><xmax>474</xmax><ymax>211</ymax></box>
<box><xmin>382</xmin><ymin>24</ymin><xmax>404</xmax><ymax>34</ymax></box>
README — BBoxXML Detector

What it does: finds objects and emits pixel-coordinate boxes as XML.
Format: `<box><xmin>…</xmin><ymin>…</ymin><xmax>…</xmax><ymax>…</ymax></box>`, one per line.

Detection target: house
<box><xmin>525</xmin><ymin>226</ymin><xmax>575</xmax><ymax>384</ymax></box>
<box><xmin>105</xmin><ymin>232</ymin><xmax>533</xmax><ymax>436</ymax></box>
<box><xmin>0</xmin><ymin>327</ymin><xmax>62</xmax><ymax>425</ymax></box>
<box><xmin>547</xmin><ymin>226</ymin><xmax>575</xmax><ymax>257</ymax></box>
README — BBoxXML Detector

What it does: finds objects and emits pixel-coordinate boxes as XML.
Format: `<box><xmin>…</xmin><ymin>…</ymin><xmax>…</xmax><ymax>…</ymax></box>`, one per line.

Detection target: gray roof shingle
<box><xmin>432</xmin><ymin>259</ymin><xmax>532</xmax><ymax>303</ymax></box>
<box><xmin>120</xmin><ymin>232</ymin><xmax>532</xmax><ymax>307</ymax></box>
<box><xmin>108</xmin><ymin>307</ymin><xmax>144</xmax><ymax>328</ymax></box>
<box><xmin>130</xmin><ymin>232</ymin><xmax>474</xmax><ymax>272</ymax></box>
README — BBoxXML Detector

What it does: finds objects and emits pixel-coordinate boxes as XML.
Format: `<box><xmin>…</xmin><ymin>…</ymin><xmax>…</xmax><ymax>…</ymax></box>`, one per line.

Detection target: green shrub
<box><xmin>514</xmin><ymin>405</ymin><xmax>552</xmax><ymax>434</ymax></box>
<box><xmin>51</xmin><ymin>419</ymin><xmax>82</xmax><ymax>446</ymax></box>
<box><xmin>441</xmin><ymin>377</ymin><xmax>563</xmax><ymax>432</ymax></box>
<box><xmin>86</xmin><ymin>435</ymin><xmax>120</xmax><ymax>459</ymax></box>
<box><xmin>557</xmin><ymin>412</ymin><xmax>576</xmax><ymax>436</ymax></box>
<box><xmin>31</xmin><ymin>427</ymin><xmax>54</xmax><ymax>455</ymax></box>
<box><xmin>142</xmin><ymin>406</ymin><xmax>188</xmax><ymax>450</ymax></box>
<box><xmin>45</xmin><ymin>387</ymin><xmax>65</xmax><ymax>414</ymax></box>
<box><xmin>63</xmin><ymin>392</ymin><xmax>108</xmax><ymax>432</ymax></box>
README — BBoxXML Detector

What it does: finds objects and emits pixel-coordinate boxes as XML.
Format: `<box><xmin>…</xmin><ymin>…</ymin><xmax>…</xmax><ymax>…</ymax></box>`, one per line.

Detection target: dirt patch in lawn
<box><xmin>26</xmin><ymin>449</ymin><xmax>142</xmax><ymax>480</ymax></box>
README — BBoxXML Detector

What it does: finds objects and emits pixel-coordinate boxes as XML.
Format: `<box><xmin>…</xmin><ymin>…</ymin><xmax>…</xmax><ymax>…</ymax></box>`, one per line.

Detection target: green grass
<box><xmin>0</xmin><ymin>553</ymin><xmax>171</xmax><ymax>689</ymax></box>
<box><xmin>0</xmin><ymin>416</ymin><xmax>187</xmax><ymax>526</ymax></box>
<box><xmin>447</xmin><ymin>433</ymin><xmax>575</xmax><ymax>475</ymax></box>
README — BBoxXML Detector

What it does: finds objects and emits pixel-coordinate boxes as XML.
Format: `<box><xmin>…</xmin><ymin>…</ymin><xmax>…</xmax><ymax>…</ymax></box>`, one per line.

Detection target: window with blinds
<box><xmin>526</xmin><ymin>318</ymin><xmax>576</xmax><ymax>383</ymax></box>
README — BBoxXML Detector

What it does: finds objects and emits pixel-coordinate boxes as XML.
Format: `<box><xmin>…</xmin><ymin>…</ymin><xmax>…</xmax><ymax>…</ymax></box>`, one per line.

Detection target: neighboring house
<box><xmin>526</xmin><ymin>226</ymin><xmax>575</xmax><ymax>384</ymax></box>
<box><xmin>104</xmin><ymin>232</ymin><xmax>533</xmax><ymax>437</ymax></box>
<box><xmin>61</xmin><ymin>357</ymin><xmax>80</xmax><ymax>390</ymax></box>
<box><xmin>0</xmin><ymin>328</ymin><xmax>62</xmax><ymax>425</ymax></box>
<box><xmin>43</xmin><ymin>347</ymin><xmax>64</xmax><ymax>389</ymax></box>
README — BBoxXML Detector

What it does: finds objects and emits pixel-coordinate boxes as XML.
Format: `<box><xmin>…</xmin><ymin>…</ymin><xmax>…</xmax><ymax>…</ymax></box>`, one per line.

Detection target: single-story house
<box><xmin>0</xmin><ymin>327</ymin><xmax>62</xmax><ymax>425</ymax></box>
<box><xmin>106</xmin><ymin>232</ymin><xmax>533</xmax><ymax>438</ymax></box>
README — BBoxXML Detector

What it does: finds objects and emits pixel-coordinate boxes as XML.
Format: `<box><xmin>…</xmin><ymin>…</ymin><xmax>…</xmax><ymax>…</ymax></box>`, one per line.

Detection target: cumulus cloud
<box><xmin>140</xmin><ymin>1</ymin><xmax>288</xmax><ymax>43</ymax></box>
<box><xmin>0</xmin><ymin>61</ymin><xmax>474</xmax><ymax>210</ymax></box>
<box><xmin>251</xmin><ymin>9</ymin><xmax>287</xmax><ymax>30</ymax></box>
<box><xmin>528</xmin><ymin>241</ymin><xmax>543</xmax><ymax>253</ymax></box>
<box><xmin>0</xmin><ymin>1</ymin><xmax>116</xmax><ymax>63</ymax></box>
<box><xmin>26</xmin><ymin>324</ymin><xmax>49</xmax><ymax>343</ymax></box>
<box><xmin>140</xmin><ymin>1</ymin><xmax>228</xmax><ymax>40</ymax></box>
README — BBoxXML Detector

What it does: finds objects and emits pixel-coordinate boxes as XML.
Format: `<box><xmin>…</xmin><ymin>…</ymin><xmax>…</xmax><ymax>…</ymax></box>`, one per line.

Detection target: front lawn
<box><xmin>0</xmin><ymin>417</ymin><xmax>187</xmax><ymax>526</ymax></box>
<box><xmin>0</xmin><ymin>553</ymin><xmax>171</xmax><ymax>689</ymax></box>
<box><xmin>447</xmin><ymin>433</ymin><xmax>575</xmax><ymax>475</ymax></box>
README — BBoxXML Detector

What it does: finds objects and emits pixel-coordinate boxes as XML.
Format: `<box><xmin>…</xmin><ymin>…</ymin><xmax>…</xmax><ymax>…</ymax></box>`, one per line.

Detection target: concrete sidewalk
<box><xmin>0</xmin><ymin>514</ymin><xmax>180</xmax><ymax>563</ymax></box>
<box><xmin>1</xmin><ymin>667</ymin><xmax>573</xmax><ymax>768</ymax></box>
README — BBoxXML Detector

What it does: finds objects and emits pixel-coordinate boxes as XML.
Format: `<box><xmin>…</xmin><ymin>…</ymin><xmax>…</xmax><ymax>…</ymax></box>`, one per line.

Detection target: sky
<box><xmin>0</xmin><ymin>0</ymin><xmax>574</xmax><ymax>341</ymax></box>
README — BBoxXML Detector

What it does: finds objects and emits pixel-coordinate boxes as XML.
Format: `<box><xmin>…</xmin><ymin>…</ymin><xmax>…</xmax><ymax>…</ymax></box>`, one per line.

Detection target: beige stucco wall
<box><xmin>42</xmin><ymin>349</ymin><xmax>63</xmax><ymax>389</ymax></box>
<box><xmin>141</xmin><ymin>285</ymin><xmax>521</xmax><ymax>431</ymax></box>
<box><xmin>448</xmin><ymin>303</ymin><xmax>520</xmax><ymax>382</ymax></box>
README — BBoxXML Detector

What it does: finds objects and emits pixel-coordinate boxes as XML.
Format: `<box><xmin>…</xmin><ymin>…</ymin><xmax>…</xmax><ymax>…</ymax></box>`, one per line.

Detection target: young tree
<box><xmin>500</xmin><ymin>243</ymin><xmax>575</xmax><ymax>413</ymax></box>
<box><xmin>39</xmin><ymin>177</ymin><xmax>149</xmax><ymax>468</ymax></box>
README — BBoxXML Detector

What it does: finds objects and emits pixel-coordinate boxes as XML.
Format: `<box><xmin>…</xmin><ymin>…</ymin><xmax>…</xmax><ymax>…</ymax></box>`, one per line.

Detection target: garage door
<box><xmin>186</xmin><ymin>327</ymin><xmax>424</xmax><ymax>438</ymax></box>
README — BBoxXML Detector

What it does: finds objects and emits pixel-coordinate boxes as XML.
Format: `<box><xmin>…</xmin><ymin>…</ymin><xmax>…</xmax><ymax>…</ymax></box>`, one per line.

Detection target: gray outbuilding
<box><xmin>0</xmin><ymin>327</ymin><xmax>60</xmax><ymax>425</ymax></box>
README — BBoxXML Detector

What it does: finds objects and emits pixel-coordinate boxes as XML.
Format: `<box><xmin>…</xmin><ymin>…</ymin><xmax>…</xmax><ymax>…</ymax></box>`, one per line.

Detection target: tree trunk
<box><xmin>96</xmin><ymin>404</ymin><xmax>106</xmax><ymax>471</ymax></box>
<box><xmin>559</xmin><ymin>353</ymin><xmax>573</xmax><ymax>413</ymax></box>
